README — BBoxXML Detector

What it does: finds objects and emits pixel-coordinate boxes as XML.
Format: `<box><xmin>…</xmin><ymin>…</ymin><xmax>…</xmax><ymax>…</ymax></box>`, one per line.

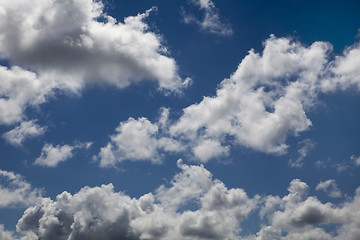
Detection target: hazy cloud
<box><xmin>182</xmin><ymin>0</ymin><xmax>233</xmax><ymax>35</ymax></box>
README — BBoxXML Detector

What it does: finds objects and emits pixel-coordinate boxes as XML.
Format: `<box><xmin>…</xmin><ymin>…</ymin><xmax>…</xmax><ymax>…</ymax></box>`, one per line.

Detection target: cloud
<box><xmin>0</xmin><ymin>0</ymin><xmax>188</xmax><ymax>92</ymax></box>
<box><xmin>0</xmin><ymin>225</ymin><xmax>15</xmax><ymax>240</ymax></box>
<box><xmin>0</xmin><ymin>0</ymin><xmax>189</xmax><ymax>128</ymax></box>
<box><xmin>16</xmin><ymin>160</ymin><xmax>258</xmax><ymax>240</ymax></box>
<box><xmin>0</xmin><ymin>169</ymin><xmax>42</xmax><ymax>208</ymax></box>
<box><xmin>96</xmin><ymin>36</ymin><xmax>360</xmax><ymax>165</ymax></box>
<box><xmin>182</xmin><ymin>0</ymin><xmax>233</xmax><ymax>35</ymax></box>
<box><xmin>316</xmin><ymin>180</ymin><xmax>342</xmax><ymax>198</ymax></box>
<box><xmin>350</xmin><ymin>154</ymin><xmax>360</xmax><ymax>166</ymax></box>
<box><xmin>0</xmin><ymin>66</ymin><xmax>55</xmax><ymax>125</ymax></box>
<box><xmin>289</xmin><ymin>139</ymin><xmax>315</xmax><ymax>168</ymax></box>
<box><xmin>34</xmin><ymin>142</ymin><xmax>92</xmax><ymax>167</ymax></box>
<box><xmin>2</xmin><ymin>120</ymin><xmax>46</xmax><ymax>146</ymax></box>
<box><xmin>96</xmin><ymin>110</ymin><xmax>183</xmax><ymax>167</ymax></box>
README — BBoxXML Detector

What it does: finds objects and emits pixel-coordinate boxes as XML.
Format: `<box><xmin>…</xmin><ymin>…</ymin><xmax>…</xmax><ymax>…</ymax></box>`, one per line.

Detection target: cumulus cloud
<box><xmin>97</xmin><ymin>36</ymin><xmax>360</xmax><ymax>164</ymax></box>
<box><xmin>96</xmin><ymin>109</ymin><xmax>183</xmax><ymax>167</ymax></box>
<box><xmin>2</xmin><ymin>120</ymin><xmax>46</xmax><ymax>146</ymax></box>
<box><xmin>0</xmin><ymin>225</ymin><xmax>15</xmax><ymax>240</ymax></box>
<box><xmin>16</xmin><ymin>160</ymin><xmax>258</xmax><ymax>240</ymax></box>
<box><xmin>0</xmin><ymin>66</ymin><xmax>55</xmax><ymax>125</ymax></box>
<box><xmin>34</xmin><ymin>142</ymin><xmax>92</xmax><ymax>167</ymax></box>
<box><xmin>182</xmin><ymin>0</ymin><xmax>233</xmax><ymax>35</ymax></box>
<box><xmin>316</xmin><ymin>180</ymin><xmax>342</xmax><ymax>198</ymax></box>
<box><xmin>0</xmin><ymin>169</ymin><xmax>42</xmax><ymax>208</ymax></box>
<box><xmin>5</xmin><ymin>162</ymin><xmax>360</xmax><ymax>240</ymax></box>
<box><xmin>0</xmin><ymin>0</ymin><xmax>189</xmax><ymax>128</ymax></box>
<box><xmin>0</xmin><ymin>0</ymin><xmax>188</xmax><ymax>92</ymax></box>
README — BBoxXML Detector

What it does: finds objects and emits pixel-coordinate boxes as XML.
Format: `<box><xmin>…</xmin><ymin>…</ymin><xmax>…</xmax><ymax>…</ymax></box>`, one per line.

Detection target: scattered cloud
<box><xmin>0</xmin><ymin>225</ymin><xmax>15</xmax><ymax>240</ymax></box>
<box><xmin>316</xmin><ymin>180</ymin><xmax>342</xmax><ymax>198</ymax></box>
<box><xmin>2</xmin><ymin>120</ymin><xmax>46</xmax><ymax>146</ymax></box>
<box><xmin>289</xmin><ymin>139</ymin><xmax>315</xmax><ymax>168</ymax></box>
<box><xmin>34</xmin><ymin>142</ymin><xmax>92</xmax><ymax>167</ymax></box>
<box><xmin>6</xmin><ymin>162</ymin><xmax>359</xmax><ymax>240</ymax></box>
<box><xmin>0</xmin><ymin>169</ymin><xmax>42</xmax><ymax>208</ymax></box>
<box><xmin>182</xmin><ymin>0</ymin><xmax>233</xmax><ymax>35</ymax></box>
<box><xmin>96</xmin><ymin>109</ymin><xmax>183</xmax><ymax>167</ymax></box>
<box><xmin>350</xmin><ymin>154</ymin><xmax>360</xmax><ymax>166</ymax></box>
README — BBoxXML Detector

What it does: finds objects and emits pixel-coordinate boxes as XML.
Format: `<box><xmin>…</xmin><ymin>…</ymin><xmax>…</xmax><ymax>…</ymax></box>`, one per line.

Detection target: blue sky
<box><xmin>0</xmin><ymin>0</ymin><xmax>360</xmax><ymax>239</ymax></box>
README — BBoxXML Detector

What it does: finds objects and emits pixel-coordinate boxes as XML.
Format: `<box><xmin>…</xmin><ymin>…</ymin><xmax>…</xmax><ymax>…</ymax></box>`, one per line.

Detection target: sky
<box><xmin>0</xmin><ymin>0</ymin><xmax>360</xmax><ymax>239</ymax></box>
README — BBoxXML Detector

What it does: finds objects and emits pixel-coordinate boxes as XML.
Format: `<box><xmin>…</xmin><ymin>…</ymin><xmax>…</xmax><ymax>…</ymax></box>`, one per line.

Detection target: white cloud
<box><xmin>350</xmin><ymin>154</ymin><xmax>360</xmax><ymax>166</ymax></box>
<box><xmin>0</xmin><ymin>0</ymin><xmax>189</xmax><ymax>128</ymax></box>
<box><xmin>96</xmin><ymin>36</ymin><xmax>360</xmax><ymax>164</ymax></box>
<box><xmin>96</xmin><ymin>113</ymin><xmax>183</xmax><ymax>167</ymax></box>
<box><xmin>316</xmin><ymin>180</ymin><xmax>342</xmax><ymax>198</ymax></box>
<box><xmin>0</xmin><ymin>66</ymin><xmax>55</xmax><ymax>125</ymax></box>
<box><xmin>2</xmin><ymin>162</ymin><xmax>359</xmax><ymax>240</ymax></box>
<box><xmin>0</xmin><ymin>169</ymin><xmax>42</xmax><ymax>208</ymax></box>
<box><xmin>182</xmin><ymin>0</ymin><xmax>233</xmax><ymax>35</ymax></box>
<box><xmin>289</xmin><ymin>139</ymin><xmax>315</xmax><ymax>168</ymax></box>
<box><xmin>34</xmin><ymin>142</ymin><xmax>92</xmax><ymax>167</ymax></box>
<box><xmin>0</xmin><ymin>0</ymin><xmax>188</xmax><ymax>93</ymax></box>
<box><xmin>2</xmin><ymin>120</ymin><xmax>46</xmax><ymax>146</ymax></box>
<box><xmin>0</xmin><ymin>225</ymin><xmax>15</xmax><ymax>240</ymax></box>
<box><xmin>16</xmin><ymin>160</ymin><xmax>258</xmax><ymax>240</ymax></box>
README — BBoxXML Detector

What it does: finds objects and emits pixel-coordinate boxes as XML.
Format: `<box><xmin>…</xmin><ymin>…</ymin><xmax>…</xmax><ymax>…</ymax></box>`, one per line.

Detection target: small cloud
<box><xmin>316</xmin><ymin>179</ymin><xmax>342</xmax><ymax>198</ymax></box>
<box><xmin>2</xmin><ymin>120</ymin><xmax>46</xmax><ymax>146</ymax></box>
<box><xmin>182</xmin><ymin>0</ymin><xmax>233</xmax><ymax>36</ymax></box>
<box><xmin>34</xmin><ymin>141</ymin><xmax>92</xmax><ymax>167</ymax></box>
<box><xmin>350</xmin><ymin>155</ymin><xmax>360</xmax><ymax>166</ymax></box>
<box><xmin>289</xmin><ymin>139</ymin><xmax>315</xmax><ymax>168</ymax></box>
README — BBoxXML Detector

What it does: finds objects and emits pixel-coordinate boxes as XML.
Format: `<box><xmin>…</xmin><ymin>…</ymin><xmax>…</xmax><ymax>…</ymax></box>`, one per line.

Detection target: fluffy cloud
<box><xmin>34</xmin><ymin>142</ymin><xmax>92</xmax><ymax>167</ymax></box>
<box><xmin>0</xmin><ymin>0</ymin><xmax>189</xmax><ymax>129</ymax></box>
<box><xmin>97</xmin><ymin>36</ymin><xmax>360</xmax><ymax>164</ymax></box>
<box><xmin>16</xmin><ymin>160</ymin><xmax>257</xmax><ymax>240</ymax></box>
<box><xmin>1</xmin><ymin>162</ymin><xmax>359</xmax><ymax>239</ymax></box>
<box><xmin>96</xmin><ymin>110</ymin><xmax>183</xmax><ymax>167</ymax></box>
<box><xmin>0</xmin><ymin>0</ymin><xmax>188</xmax><ymax>92</ymax></box>
<box><xmin>316</xmin><ymin>180</ymin><xmax>342</xmax><ymax>198</ymax></box>
<box><xmin>182</xmin><ymin>0</ymin><xmax>233</xmax><ymax>35</ymax></box>
<box><xmin>0</xmin><ymin>225</ymin><xmax>15</xmax><ymax>240</ymax></box>
<box><xmin>0</xmin><ymin>66</ymin><xmax>55</xmax><ymax>125</ymax></box>
<box><xmin>2</xmin><ymin>120</ymin><xmax>46</xmax><ymax>146</ymax></box>
<box><xmin>0</xmin><ymin>169</ymin><xmax>42</xmax><ymax>208</ymax></box>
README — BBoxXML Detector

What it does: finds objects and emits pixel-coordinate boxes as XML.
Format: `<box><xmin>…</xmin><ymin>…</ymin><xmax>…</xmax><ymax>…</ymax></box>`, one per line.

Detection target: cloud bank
<box><xmin>0</xmin><ymin>161</ymin><xmax>357</xmax><ymax>240</ymax></box>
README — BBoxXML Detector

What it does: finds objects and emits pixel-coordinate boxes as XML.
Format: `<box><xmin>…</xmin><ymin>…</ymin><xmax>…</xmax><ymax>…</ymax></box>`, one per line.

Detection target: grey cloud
<box><xmin>316</xmin><ymin>180</ymin><xmax>342</xmax><ymax>198</ymax></box>
<box><xmin>16</xmin><ymin>160</ymin><xmax>258</xmax><ymax>240</ymax></box>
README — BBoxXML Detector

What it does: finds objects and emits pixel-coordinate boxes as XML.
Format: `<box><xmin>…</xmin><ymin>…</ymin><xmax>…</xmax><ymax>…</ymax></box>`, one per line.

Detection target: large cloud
<box><xmin>16</xmin><ymin>160</ymin><xmax>257</xmax><ymax>240</ymax></box>
<box><xmin>6</xmin><ymin>162</ymin><xmax>360</xmax><ymax>240</ymax></box>
<box><xmin>0</xmin><ymin>0</ymin><xmax>189</xmax><ymax>127</ymax></box>
<box><xmin>98</xmin><ymin>36</ymin><xmax>360</xmax><ymax>164</ymax></box>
